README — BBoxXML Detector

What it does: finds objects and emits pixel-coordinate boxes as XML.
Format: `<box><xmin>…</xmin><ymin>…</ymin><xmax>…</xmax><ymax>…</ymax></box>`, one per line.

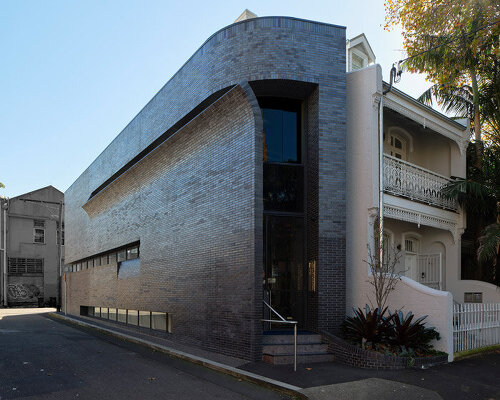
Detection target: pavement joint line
<box><xmin>48</xmin><ymin>313</ymin><xmax>307</xmax><ymax>400</ymax></box>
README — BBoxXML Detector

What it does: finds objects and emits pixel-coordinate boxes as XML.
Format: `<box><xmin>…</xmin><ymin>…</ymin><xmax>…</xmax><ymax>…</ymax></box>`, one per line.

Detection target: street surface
<box><xmin>0</xmin><ymin>308</ymin><xmax>289</xmax><ymax>400</ymax></box>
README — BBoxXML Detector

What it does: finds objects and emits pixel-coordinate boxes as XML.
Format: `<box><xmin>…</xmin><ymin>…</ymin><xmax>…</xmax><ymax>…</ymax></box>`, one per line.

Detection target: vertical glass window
<box><xmin>261</xmin><ymin>100</ymin><xmax>300</xmax><ymax>164</ymax></box>
<box><xmin>282</xmin><ymin>111</ymin><xmax>298</xmax><ymax>163</ymax></box>
<box><xmin>151</xmin><ymin>312</ymin><xmax>167</xmax><ymax>331</ymax></box>
<box><xmin>263</xmin><ymin>109</ymin><xmax>283</xmax><ymax>162</ymax></box>
<box><xmin>94</xmin><ymin>307</ymin><xmax>101</xmax><ymax>318</ymax></box>
<box><xmin>117</xmin><ymin>309</ymin><xmax>127</xmax><ymax>323</ymax></box>
<box><xmin>117</xmin><ymin>250</ymin><xmax>126</xmax><ymax>262</ymax></box>
<box><xmin>127</xmin><ymin>310</ymin><xmax>139</xmax><ymax>326</ymax></box>
<box><xmin>108</xmin><ymin>308</ymin><xmax>117</xmax><ymax>321</ymax></box>
<box><xmin>101</xmin><ymin>255</ymin><xmax>108</xmax><ymax>266</ymax></box>
<box><xmin>101</xmin><ymin>307</ymin><xmax>109</xmax><ymax>319</ymax></box>
<box><xmin>263</xmin><ymin>216</ymin><xmax>305</xmax><ymax>322</ymax></box>
<box><xmin>139</xmin><ymin>311</ymin><xmax>151</xmax><ymax>328</ymax></box>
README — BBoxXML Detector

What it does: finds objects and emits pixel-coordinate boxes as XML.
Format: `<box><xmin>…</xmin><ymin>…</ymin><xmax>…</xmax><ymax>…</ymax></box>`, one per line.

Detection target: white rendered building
<box><xmin>345</xmin><ymin>35</ymin><xmax>500</xmax><ymax>359</ymax></box>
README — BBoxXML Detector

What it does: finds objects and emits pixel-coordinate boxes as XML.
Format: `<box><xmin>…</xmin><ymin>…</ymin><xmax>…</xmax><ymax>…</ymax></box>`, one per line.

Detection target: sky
<box><xmin>0</xmin><ymin>0</ymin><xmax>432</xmax><ymax>198</ymax></box>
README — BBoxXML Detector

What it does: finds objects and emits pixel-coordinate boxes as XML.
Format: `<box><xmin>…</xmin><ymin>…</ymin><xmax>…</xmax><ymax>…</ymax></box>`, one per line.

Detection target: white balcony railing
<box><xmin>383</xmin><ymin>154</ymin><xmax>457</xmax><ymax>211</ymax></box>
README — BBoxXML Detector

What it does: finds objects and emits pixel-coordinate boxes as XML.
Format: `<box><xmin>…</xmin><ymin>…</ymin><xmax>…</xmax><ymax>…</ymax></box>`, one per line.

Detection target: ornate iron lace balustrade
<box><xmin>383</xmin><ymin>154</ymin><xmax>457</xmax><ymax>211</ymax></box>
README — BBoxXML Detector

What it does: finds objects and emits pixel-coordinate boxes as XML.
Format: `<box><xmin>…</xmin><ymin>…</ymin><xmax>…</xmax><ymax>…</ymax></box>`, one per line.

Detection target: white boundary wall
<box><xmin>385</xmin><ymin>276</ymin><xmax>454</xmax><ymax>361</ymax></box>
<box><xmin>448</xmin><ymin>280</ymin><xmax>500</xmax><ymax>303</ymax></box>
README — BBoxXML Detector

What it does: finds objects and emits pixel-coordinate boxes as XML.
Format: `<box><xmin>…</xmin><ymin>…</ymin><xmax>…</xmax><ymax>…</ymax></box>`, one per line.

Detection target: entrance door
<box><xmin>417</xmin><ymin>253</ymin><xmax>442</xmax><ymax>290</ymax></box>
<box><xmin>263</xmin><ymin>215</ymin><xmax>305</xmax><ymax>327</ymax></box>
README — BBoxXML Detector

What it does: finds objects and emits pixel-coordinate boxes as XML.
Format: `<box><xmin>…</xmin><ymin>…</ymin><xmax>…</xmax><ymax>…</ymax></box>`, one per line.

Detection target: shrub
<box><xmin>389</xmin><ymin>310</ymin><xmax>440</xmax><ymax>353</ymax></box>
<box><xmin>340</xmin><ymin>306</ymin><xmax>441</xmax><ymax>356</ymax></box>
<box><xmin>340</xmin><ymin>305</ymin><xmax>394</xmax><ymax>347</ymax></box>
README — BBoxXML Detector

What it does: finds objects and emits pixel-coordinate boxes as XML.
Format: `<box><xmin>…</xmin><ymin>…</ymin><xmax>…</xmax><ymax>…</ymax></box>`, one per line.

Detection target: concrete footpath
<box><xmin>49</xmin><ymin>312</ymin><xmax>500</xmax><ymax>400</ymax></box>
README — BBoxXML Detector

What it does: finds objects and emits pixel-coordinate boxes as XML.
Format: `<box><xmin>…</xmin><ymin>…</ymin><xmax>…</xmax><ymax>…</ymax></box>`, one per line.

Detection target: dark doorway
<box><xmin>263</xmin><ymin>215</ymin><xmax>305</xmax><ymax>326</ymax></box>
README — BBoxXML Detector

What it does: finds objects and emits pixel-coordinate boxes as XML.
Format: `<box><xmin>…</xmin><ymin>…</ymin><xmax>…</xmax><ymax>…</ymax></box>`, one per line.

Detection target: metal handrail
<box><xmin>262</xmin><ymin>300</ymin><xmax>298</xmax><ymax>372</ymax></box>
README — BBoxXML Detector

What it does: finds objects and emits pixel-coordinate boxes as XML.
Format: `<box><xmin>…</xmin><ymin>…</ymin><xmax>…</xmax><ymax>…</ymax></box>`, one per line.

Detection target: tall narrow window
<box><xmin>56</xmin><ymin>222</ymin><xmax>65</xmax><ymax>245</ymax></box>
<box><xmin>260</xmin><ymin>98</ymin><xmax>303</xmax><ymax>212</ymax></box>
<box><xmin>34</xmin><ymin>220</ymin><xmax>45</xmax><ymax>244</ymax></box>
<box><xmin>261</xmin><ymin>99</ymin><xmax>301</xmax><ymax>164</ymax></box>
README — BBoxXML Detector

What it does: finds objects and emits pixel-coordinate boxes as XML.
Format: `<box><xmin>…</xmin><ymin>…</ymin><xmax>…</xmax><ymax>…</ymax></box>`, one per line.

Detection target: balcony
<box><xmin>383</xmin><ymin>154</ymin><xmax>457</xmax><ymax>211</ymax></box>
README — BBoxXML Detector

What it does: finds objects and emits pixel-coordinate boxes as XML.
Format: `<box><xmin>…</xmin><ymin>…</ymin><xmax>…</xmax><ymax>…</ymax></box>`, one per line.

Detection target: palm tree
<box><xmin>441</xmin><ymin>145</ymin><xmax>500</xmax><ymax>284</ymax></box>
<box><xmin>415</xmin><ymin>33</ymin><xmax>500</xmax><ymax>283</ymax></box>
<box><xmin>418</xmin><ymin>54</ymin><xmax>500</xmax><ymax>145</ymax></box>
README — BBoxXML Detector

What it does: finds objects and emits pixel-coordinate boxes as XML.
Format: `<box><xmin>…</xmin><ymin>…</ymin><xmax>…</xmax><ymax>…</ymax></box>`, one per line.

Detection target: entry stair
<box><xmin>262</xmin><ymin>330</ymin><xmax>334</xmax><ymax>365</ymax></box>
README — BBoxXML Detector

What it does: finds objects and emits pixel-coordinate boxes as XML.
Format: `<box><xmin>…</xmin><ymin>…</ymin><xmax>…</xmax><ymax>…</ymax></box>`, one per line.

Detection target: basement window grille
<box><xmin>8</xmin><ymin>258</ymin><xmax>44</xmax><ymax>274</ymax></box>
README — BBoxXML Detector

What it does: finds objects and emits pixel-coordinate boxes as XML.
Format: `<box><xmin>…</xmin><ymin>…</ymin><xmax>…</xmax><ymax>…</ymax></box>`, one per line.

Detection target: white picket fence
<box><xmin>453</xmin><ymin>303</ymin><xmax>500</xmax><ymax>353</ymax></box>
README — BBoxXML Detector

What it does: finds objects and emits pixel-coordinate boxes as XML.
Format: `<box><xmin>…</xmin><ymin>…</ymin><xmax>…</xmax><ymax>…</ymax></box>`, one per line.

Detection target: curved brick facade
<box><xmin>65</xmin><ymin>17</ymin><xmax>346</xmax><ymax>360</ymax></box>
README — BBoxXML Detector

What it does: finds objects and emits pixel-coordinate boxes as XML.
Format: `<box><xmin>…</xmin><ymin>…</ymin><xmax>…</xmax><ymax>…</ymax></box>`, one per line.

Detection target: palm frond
<box><xmin>417</xmin><ymin>85</ymin><xmax>437</xmax><ymax>107</ymax></box>
<box><xmin>478</xmin><ymin>223</ymin><xmax>500</xmax><ymax>263</ymax></box>
<box><xmin>417</xmin><ymin>84</ymin><xmax>473</xmax><ymax>118</ymax></box>
<box><xmin>441</xmin><ymin>178</ymin><xmax>496</xmax><ymax>217</ymax></box>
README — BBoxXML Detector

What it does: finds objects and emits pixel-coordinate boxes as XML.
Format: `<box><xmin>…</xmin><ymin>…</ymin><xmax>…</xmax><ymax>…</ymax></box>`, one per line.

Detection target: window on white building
<box><xmin>389</xmin><ymin>133</ymin><xmax>407</xmax><ymax>160</ymax></box>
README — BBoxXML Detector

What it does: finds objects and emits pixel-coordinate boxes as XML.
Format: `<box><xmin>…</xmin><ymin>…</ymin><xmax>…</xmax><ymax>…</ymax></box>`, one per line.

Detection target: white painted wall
<box><xmin>447</xmin><ymin>279</ymin><xmax>500</xmax><ymax>303</ymax></box>
<box><xmin>387</xmin><ymin>277</ymin><xmax>453</xmax><ymax>360</ymax></box>
<box><xmin>346</xmin><ymin>65</ymin><xmax>468</xmax><ymax>360</ymax></box>
<box><xmin>346</xmin><ymin>65</ymin><xmax>380</xmax><ymax>313</ymax></box>
<box><xmin>383</xmin><ymin>219</ymin><xmax>456</xmax><ymax>290</ymax></box>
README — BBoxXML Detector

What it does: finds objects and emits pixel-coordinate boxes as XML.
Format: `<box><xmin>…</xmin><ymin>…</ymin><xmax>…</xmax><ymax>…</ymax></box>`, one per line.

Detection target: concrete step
<box><xmin>263</xmin><ymin>343</ymin><xmax>329</xmax><ymax>355</ymax></box>
<box><xmin>262</xmin><ymin>331</ymin><xmax>333</xmax><ymax>365</ymax></box>
<box><xmin>263</xmin><ymin>333</ymin><xmax>322</xmax><ymax>345</ymax></box>
<box><xmin>263</xmin><ymin>353</ymin><xmax>335</xmax><ymax>365</ymax></box>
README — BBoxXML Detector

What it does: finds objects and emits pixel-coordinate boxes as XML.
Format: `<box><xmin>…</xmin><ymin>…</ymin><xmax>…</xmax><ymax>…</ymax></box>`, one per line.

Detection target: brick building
<box><xmin>63</xmin><ymin>15</ymin><xmax>346</xmax><ymax>361</ymax></box>
<box><xmin>0</xmin><ymin>186</ymin><xmax>64</xmax><ymax>307</ymax></box>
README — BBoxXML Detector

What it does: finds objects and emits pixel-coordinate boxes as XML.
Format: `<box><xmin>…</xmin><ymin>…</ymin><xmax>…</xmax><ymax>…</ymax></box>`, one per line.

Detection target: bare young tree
<box><xmin>365</xmin><ymin>243</ymin><xmax>403</xmax><ymax>310</ymax></box>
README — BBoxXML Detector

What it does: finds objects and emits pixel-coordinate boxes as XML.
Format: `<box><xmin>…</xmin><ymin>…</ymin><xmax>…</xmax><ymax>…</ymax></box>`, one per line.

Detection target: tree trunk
<box><xmin>470</xmin><ymin>68</ymin><xmax>482</xmax><ymax>169</ymax></box>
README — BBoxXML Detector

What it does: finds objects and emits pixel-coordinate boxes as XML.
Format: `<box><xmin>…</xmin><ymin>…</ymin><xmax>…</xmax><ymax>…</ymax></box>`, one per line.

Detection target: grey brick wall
<box><xmin>66</xmin><ymin>85</ymin><xmax>263</xmax><ymax>360</ymax></box>
<box><xmin>65</xmin><ymin>16</ymin><xmax>346</xmax><ymax>360</ymax></box>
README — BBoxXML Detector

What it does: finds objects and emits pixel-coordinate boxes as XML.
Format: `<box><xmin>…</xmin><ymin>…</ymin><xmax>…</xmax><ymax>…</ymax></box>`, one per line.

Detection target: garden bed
<box><xmin>321</xmin><ymin>331</ymin><xmax>448</xmax><ymax>370</ymax></box>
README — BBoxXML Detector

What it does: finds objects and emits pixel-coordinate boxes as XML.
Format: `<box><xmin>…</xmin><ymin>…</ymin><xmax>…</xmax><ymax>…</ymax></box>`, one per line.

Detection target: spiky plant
<box><xmin>388</xmin><ymin>310</ymin><xmax>440</xmax><ymax>353</ymax></box>
<box><xmin>340</xmin><ymin>305</ymin><xmax>394</xmax><ymax>347</ymax></box>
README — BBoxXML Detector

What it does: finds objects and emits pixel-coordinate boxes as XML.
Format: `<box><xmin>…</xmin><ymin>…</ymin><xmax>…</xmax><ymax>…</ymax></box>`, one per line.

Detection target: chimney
<box><xmin>234</xmin><ymin>9</ymin><xmax>258</xmax><ymax>23</ymax></box>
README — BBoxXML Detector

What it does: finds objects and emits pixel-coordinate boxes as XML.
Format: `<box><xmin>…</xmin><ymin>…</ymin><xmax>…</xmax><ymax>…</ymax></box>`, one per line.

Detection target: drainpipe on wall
<box><xmin>57</xmin><ymin>201</ymin><xmax>63</xmax><ymax>312</ymax></box>
<box><xmin>379</xmin><ymin>94</ymin><xmax>384</xmax><ymax>268</ymax></box>
<box><xmin>1</xmin><ymin>199</ymin><xmax>8</xmax><ymax>307</ymax></box>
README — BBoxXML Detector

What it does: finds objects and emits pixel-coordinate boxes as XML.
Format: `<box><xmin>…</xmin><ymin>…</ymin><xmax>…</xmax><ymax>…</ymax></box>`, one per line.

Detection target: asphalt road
<box><xmin>0</xmin><ymin>308</ymin><xmax>289</xmax><ymax>400</ymax></box>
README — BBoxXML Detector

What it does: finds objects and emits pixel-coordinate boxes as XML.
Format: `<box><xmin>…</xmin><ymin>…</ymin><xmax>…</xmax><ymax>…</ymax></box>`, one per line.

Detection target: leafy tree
<box><xmin>385</xmin><ymin>0</ymin><xmax>500</xmax><ymax>151</ymax></box>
